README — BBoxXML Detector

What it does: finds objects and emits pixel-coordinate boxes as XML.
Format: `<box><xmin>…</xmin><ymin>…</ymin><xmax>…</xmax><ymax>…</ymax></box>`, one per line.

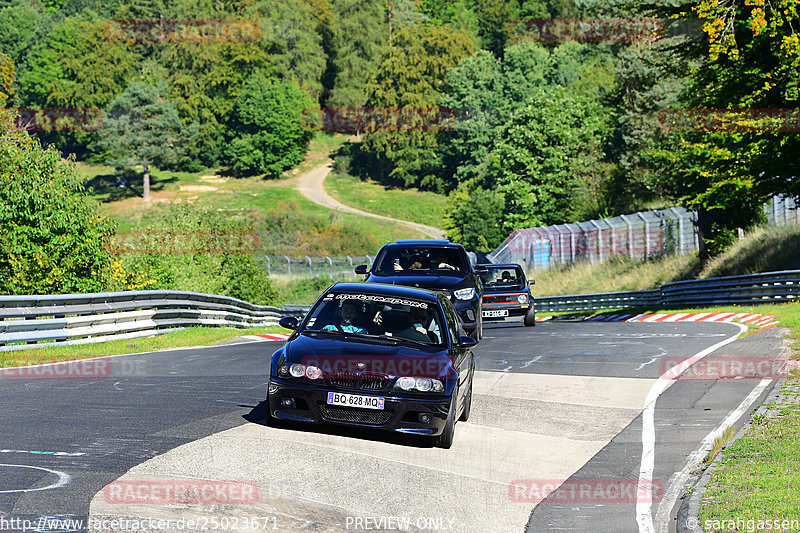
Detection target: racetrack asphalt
<box><xmin>0</xmin><ymin>320</ymin><xmax>786</xmax><ymax>533</ymax></box>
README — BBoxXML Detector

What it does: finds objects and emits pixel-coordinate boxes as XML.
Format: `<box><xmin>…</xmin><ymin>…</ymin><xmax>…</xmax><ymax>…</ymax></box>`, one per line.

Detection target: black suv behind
<box><xmin>355</xmin><ymin>239</ymin><xmax>486</xmax><ymax>340</ymax></box>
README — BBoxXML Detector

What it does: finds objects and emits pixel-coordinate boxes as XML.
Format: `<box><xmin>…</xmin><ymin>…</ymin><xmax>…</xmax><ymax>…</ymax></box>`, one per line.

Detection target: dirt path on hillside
<box><xmin>296</xmin><ymin>161</ymin><xmax>446</xmax><ymax>239</ymax></box>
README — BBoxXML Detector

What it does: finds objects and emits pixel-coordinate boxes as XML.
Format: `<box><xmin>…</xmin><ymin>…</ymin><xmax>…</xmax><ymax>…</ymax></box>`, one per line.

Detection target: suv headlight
<box><xmin>517</xmin><ymin>294</ymin><xmax>528</xmax><ymax>304</ymax></box>
<box><xmin>453</xmin><ymin>288</ymin><xmax>475</xmax><ymax>300</ymax></box>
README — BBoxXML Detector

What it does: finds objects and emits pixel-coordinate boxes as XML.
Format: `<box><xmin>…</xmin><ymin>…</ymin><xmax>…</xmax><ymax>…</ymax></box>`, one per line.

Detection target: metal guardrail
<box><xmin>536</xmin><ymin>270</ymin><xmax>800</xmax><ymax>313</ymax></box>
<box><xmin>0</xmin><ymin>290</ymin><xmax>309</xmax><ymax>352</ymax></box>
<box><xmin>2</xmin><ymin>270</ymin><xmax>797</xmax><ymax>350</ymax></box>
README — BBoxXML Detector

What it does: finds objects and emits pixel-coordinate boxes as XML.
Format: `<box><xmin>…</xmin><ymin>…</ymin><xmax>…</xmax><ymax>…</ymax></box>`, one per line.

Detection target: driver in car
<box><xmin>323</xmin><ymin>300</ymin><xmax>367</xmax><ymax>333</ymax></box>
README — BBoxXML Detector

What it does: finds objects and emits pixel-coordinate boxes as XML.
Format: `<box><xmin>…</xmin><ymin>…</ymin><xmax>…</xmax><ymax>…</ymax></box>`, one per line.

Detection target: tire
<box><xmin>434</xmin><ymin>389</ymin><xmax>458</xmax><ymax>449</ymax></box>
<box><xmin>459</xmin><ymin>373</ymin><xmax>473</xmax><ymax>422</ymax></box>
<box><xmin>524</xmin><ymin>306</ymin><xmax>536</xmax><ymax>327</ymax></box>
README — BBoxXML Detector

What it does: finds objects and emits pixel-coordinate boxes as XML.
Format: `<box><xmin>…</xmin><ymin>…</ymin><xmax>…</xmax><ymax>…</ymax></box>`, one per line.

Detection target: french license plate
<box><xmin>483</xmin><ymin>309</ymin><xmax>509</xmax><ymax>317</ymax></box>
<box><xmin>327</xmin><ymin>392</ymin><xmax>384</xmax><ymax>410</ymax></box>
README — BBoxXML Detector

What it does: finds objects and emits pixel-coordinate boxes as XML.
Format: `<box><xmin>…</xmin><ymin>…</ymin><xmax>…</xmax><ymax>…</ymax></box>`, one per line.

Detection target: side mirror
<box><xmin>354</xmin><ymin>264</ymin><xmax>368</xmax><ymax>275</ymax></box>
<box><xmin>528</xmin><ymin>280</ymin><xmax>535</xmax><ymax>286</ymax></box>
<box><xmin>278</xmin><ymin>316</ymin><xmax>299</xmax><ymax>330</ymax></box>
<box><xmin>458</xmin><ymin>335</ymin><xmax>478</xmax><ymax>348</ymax></box>
<box><xmin>474</xmin><ymin>265</ymin><xmax>488</xmax><ymax>274</ymax></box>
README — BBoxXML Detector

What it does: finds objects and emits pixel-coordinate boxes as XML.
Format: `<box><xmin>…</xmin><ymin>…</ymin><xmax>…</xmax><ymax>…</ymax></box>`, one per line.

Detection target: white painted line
<box><xmin>636</xmin><ymin>322</ymin><xmax>747</xmax><ymax>533</ymax></box>
<box><xmin>0</xmin><ymin>449</ymin><xmax>84</xmax><ymax>457</ymax></box>
<box><xmin>654</xmin><ymin>378</ymin><xmax>772</xmax><ymax>533</ymax></box>
<box><xmin>0</xmin><ymin>464</ymin><xmax>71</xmax><ymax>493</ymax></box>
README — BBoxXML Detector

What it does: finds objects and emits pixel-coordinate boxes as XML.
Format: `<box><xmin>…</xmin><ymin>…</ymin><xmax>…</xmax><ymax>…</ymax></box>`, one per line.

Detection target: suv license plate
<box><xmin>483</xmin><ymin>309</ymin><xmax>509</xmax><ymax>317</ymax></box>
<box><xmin>327</xmin><ymin>392</ymin><xmax>384</xmax><ymax>410</ymax></box>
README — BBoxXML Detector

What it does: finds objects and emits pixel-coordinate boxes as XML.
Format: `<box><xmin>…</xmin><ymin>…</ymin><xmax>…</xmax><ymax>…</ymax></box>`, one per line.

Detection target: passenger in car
<box><xmin>433</xmin><ymin>251</ymin><xmax>456</xmax><ymax>270</ymax></box>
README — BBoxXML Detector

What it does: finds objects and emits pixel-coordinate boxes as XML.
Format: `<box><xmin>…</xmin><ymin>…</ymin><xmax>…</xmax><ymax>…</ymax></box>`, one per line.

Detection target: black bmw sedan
<box><xmin>267</xmin><ymin>282</ymin><xmax>476</xmax><ymax>448</ymax></box>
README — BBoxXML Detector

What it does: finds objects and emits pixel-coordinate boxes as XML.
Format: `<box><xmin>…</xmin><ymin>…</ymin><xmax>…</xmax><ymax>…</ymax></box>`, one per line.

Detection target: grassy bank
<box><xmin>325</xmin><ymin>166</ymin><xmax>448</xmax><ymax>229</ymax></box>
<box><xmin>698</xmin><ymin>376</ymin><xmax>800</xmax><ymax>532</ymax></box>
<box><xmin>77</xmin><ymin>133</ymin><xmax>424</xmax><ymax>256</ymax></box>
<box><xmin>530</xmin><ymin>224</ymin><xmax>800</xmax><ymax>297</ymax></box>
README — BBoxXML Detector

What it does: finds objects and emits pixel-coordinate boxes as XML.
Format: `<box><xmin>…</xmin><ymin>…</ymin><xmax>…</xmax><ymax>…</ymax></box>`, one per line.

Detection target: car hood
<box><xmin>484</xmin><ymin>285</ymin><xmax>527</xmax><ymax>294</ymax></box>
<box><xmin>365</xmin><ymin>273</ymin><xmax>470</xmax><ymax>291</ymax></box>
<box><xmin>281</xmin><ymin>333</ymin><xmax>455</xmax><ymax>379</ymax></box>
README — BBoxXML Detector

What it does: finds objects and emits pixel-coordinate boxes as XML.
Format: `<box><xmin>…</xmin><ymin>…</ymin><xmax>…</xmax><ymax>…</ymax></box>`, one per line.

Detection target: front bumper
<box><xmin>453</xmin><ymin>298</ymin><xmax>480</xmax><ymax>332</ymax></box>
<box><xmin>268</xmin><ymin>378</ymin><xmax>452</xmax><ymax>436</ymax></box>
<box><xmin>482</xmin><ymin>302</ymin><xmax>534</xmax><ymax>319</ymax></box>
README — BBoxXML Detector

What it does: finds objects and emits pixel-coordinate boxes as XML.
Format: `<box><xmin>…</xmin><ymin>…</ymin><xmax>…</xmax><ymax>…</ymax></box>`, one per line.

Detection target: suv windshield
<box><xmin>373</xmin><ymin>246</ymin><xmax>467</xmax><ymax>276</ymax></box>
<box><xmin>480</xmin><ymin>266</ymin><xmax>525</xmax><ymax>289</ymax></box>
<box><xmin>303</xmin><ymin>292</ymin><xmax>445</xmax><ymax>345</ymax></box>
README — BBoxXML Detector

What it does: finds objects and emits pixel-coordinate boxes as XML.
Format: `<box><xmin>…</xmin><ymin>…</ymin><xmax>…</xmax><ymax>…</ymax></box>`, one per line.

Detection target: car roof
<box><xmin>328</xmin><ymin>282</ymin><xmax>442</xmax><ymax>304</ymax></box>
<box><xmin>389</xmin><ymin>239</ymin><xmax>458</xmax><ymax>247</ymax></box>
<box><xmin>477</xmin><ymin>263</ymin><xmax>524</xmax><ymax>269</ymax></box>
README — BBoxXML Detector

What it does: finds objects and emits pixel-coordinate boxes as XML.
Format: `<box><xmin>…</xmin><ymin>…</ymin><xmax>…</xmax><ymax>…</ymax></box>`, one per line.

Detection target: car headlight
<box><xmin>289</xmin><ymin>363</ymin><xmax>305</xmax><ymax>378</ymax></box>
<box><xmin>305</xmin><ymin>365</ymin><xmax>322</xmax><ymax>380</ymax></box>
<box><xmin>453</xmin><ymin>288</ymin><xmax>475</xmax><ymax>300</ymax></box>
<box><xmin>397</xmin><ymin>377</ymin><xmax>415</xmax><ymax>391</ymax></box>
<box><xmin>517</xmin><ymin>294</ymin><xmax>528</xmax><ymax>304</ymax></box>
<box><xmin>395</xmin><ymin>377</ymin><xmax>444</xmax><ymax>393</ymax></box>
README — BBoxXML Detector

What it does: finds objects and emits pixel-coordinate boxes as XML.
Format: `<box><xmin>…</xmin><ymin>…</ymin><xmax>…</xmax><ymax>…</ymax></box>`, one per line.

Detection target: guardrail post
<box><xmin>265</xmin><ymin>256</ymin><xmax>271</xmax><ymax>276</ymax></box>
<box><xmin>284</xmin><ymin>256</ymin><xmax>291</xmax><ymax>278</ymax></box>
<box><xmin>327</xmin><ymin>256</ymin><xmax>333</xmax><ymax>280</ymax></box>
<box><xmin>305</xmin><ymin>256</ymin><xmax>313</xmax><ymax>278</ymax></box>
<box><xmin>347</xmin><ymin>255</ymin><xmax>354</xmax><ymax>276</ymax></box>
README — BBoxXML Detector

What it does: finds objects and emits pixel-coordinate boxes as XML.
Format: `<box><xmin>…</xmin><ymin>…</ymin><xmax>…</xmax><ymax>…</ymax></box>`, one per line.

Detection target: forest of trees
<box><xmin>1</xmin><ymin>0</ymin><xmax>798</xmax><ymax>263</ymax></box>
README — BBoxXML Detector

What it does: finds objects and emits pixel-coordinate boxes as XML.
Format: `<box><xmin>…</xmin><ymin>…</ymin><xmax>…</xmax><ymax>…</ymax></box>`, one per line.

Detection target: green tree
<box><xmin>158</xmin><ymin>35</ymin><xmax>269</xmax><ymax>169</ymax></box>
<box><xmin>438</xmin><ymin>49</ymin><xmax>507</xmax><ymax>188</ymax></box>
<box><xmin>360</xmin><ymin>23</ymin><xmax>473</xmax><ymax>191</ymax></box>
<box><xmin>0</xmin><ymin>114</ymin><xmax>116</xmax><ymax>294</ymax></box>
<box><xmin>489</xmin><ymin>85</ymin><xmax>609</xmax><ymax>229</ymax></box>
<box><xmin>326</xmin><ymin>0</ymin><xmax>388</xmax><ymax>108</ymax></box>
<box><xmin>0</xmin><ymin>3</ymin><xmax>40</xmax><ymax>65</ymax></box>
<box><xmin>443</xmin><ymin>185</ymin><xmax>506</xmax><ymax>251</ymax></box>
<box><xmin>93</xmin><ymin>80</ymin><xmax>190</xmax><ymax>200</ymax></box>
<box><xmin>248</xmin><ymin>0</ymin><xmax>328</xmax><ymax>100</ymax></box>
<box><xmin>642</xmin><ymin>0</ymin><xmax>800</xmax><ymax>258</ymax></box>
<box><xmin>438</xmin><ymin>42</ymin><xmax>552</xmax><ymax>189</ymax></box>
<box><xmin>16</xmin><ymin>10</ymin><xmax>140</xmax><ymax>153</ymax></box>
<box><xmin>0</xmin><ymin>52</ymin><xmax>13</xmax><ymax>106</ymax></box>
<box><xmin>120</xmin><ymin>204</ymin><xmax>279</xmax><ymax>305</ymax></box>
<box><xmin>226</xmin><ymin>73</ymin><xmax>315</xmax><ymax>177</ymax></box>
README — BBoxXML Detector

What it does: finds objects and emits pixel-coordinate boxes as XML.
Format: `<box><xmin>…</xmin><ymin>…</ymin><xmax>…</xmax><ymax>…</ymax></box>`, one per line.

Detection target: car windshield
<box><xmin>372</xmin><ymin>246</ymin><xmax>466</xmax><ymax>275</ymax></box>
<box><xmin>480</xmin><ymin>266</ymin><xmax>525</xmax><ymax>289</ymax></box>
<box><xmin>302</xmin><ymin>292</ymin><xmax>446</xmax><ymax>345</ymax></box>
